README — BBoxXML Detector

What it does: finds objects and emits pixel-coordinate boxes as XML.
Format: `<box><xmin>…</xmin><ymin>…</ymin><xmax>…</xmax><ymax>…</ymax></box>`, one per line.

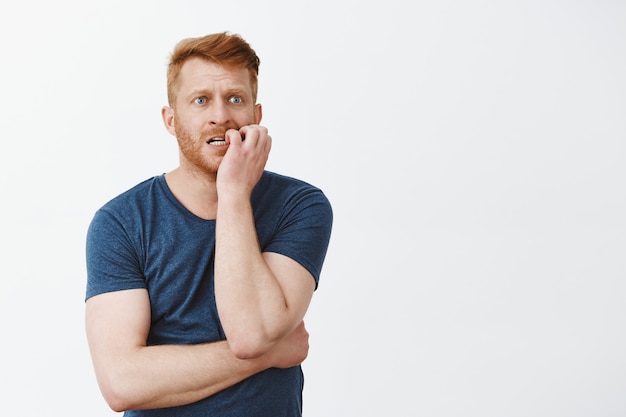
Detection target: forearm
<box><xmin>94</xmin><ymin>340</ymin><xmax>267</xmax><ymax>412</ymax></box>
<box><xmin>214</xmin><ymin>194</ymin><xmax>292</xmax><ymax>356</ymax></box>
<box><xmin>86</xmin><ymin>285</ymin><xmax>309</xmax><ymax>413</ymax></box>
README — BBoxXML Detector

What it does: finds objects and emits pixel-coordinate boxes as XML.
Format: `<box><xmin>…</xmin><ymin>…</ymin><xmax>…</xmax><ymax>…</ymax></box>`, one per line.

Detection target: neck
<box><xmin>164</xmin><ymin>167</ymin><xmax>219</xmax><ymax>220</ymax></box>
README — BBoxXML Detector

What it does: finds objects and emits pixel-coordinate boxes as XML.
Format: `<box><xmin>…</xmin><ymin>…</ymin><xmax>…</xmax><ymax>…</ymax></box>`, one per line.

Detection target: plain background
<box><xmin>1</xmin><ymin>1</ymin><xmax>625</xmax><ymax>416</ymax></box>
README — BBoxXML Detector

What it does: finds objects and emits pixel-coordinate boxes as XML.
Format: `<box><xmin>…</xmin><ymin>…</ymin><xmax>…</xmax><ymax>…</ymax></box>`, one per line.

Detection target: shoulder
<box><xmin>256</xmin><ymin>171</ymin><xmax>328</xmax><ymax>200</ymax></box>
<box><xmin>88</xmin><ymin>175</ymin><xmax>167</xmax><ymax>233</ymax></box>
<box><xmin>97</xmin><ymin>175</ymin><xmax>164</xmax><ymax>214</ymax></box>
<box><xmin>253</xmin><ymin>171</ymin><xmax>333</xmax><ymax>222</ymax></box>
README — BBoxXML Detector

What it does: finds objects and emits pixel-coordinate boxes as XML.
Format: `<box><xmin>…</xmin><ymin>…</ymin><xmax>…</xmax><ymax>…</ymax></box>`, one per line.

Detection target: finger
<box><xmin>239</xmin><ymin>125</ymin><xmax>268</xmax><ymax>148</ymax></box>
<box><xmin>225</xmin><ymin>128</ymin><xmax>242</xmax><ymax>147</ymax></box>
<box><xmin>264</xmin><ymin>133</ymin><xmax>272</xmax><ymax>154</ymax></box>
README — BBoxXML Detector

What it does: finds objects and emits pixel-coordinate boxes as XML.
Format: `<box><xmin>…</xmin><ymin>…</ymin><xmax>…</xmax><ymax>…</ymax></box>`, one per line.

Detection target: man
<box><xmin>85</xmin><ymin>32</ymin><xmax>333</xmax><ymax>416</ymax></box>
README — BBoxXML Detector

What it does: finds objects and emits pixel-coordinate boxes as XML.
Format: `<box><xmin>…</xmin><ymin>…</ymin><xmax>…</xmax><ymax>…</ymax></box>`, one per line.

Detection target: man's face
<box><xmin>165</xmin><ymin>57</ymin><xmax>261</xmax><ymax>175</ymax></box>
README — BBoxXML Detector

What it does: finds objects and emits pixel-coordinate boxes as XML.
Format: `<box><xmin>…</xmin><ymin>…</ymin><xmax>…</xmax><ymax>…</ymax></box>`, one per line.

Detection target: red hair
<box><xmin>166</xmin><ymin>31</ymin><xmax>260</xmax><ymax>105</ymax></box>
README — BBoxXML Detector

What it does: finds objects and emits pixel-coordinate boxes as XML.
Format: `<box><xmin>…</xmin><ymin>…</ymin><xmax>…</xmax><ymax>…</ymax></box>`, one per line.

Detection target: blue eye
<box><xmin>229</xmin><ymin>96</ymin><xmax>242</xmax><ymax>104</ymax></box>
<box><xmin>195</xmin><ymin>97</ymin><xmax>206</xmax><ymax>105</ymax></box>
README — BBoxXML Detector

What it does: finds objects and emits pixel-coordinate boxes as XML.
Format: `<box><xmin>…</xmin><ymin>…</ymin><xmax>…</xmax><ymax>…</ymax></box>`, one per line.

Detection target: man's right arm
<box><xmin>85</xmin><ymin>288</ymin><xmax>309</xmax><ymax>412</ymax></box>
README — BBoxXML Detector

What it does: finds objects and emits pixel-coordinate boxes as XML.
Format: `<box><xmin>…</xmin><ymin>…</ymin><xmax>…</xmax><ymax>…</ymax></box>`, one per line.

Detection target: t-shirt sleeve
<box><xmin>85</xmin><ymin>208</ymin><xmax>147</xmax><ymax>300</ymax></box>
<box><xmin>263</xmin><ymin>187</ymin><xmax>333</xmax><ymax>288</ymax></box>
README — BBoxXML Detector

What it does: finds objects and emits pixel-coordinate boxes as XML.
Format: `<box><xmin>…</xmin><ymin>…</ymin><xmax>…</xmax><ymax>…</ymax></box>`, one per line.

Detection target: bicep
<box><xmin>85</xmin><ymin>289</ymin><xmax>151</xmax><ymax>372</ymax></box>
<box><xmin>262</xmin><ymin>252</ymin><xmax>316</xmax><ymax>325</ymax></box>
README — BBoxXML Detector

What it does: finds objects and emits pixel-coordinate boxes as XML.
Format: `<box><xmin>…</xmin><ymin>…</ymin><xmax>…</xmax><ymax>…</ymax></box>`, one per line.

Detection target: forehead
<box><xmin>177</xmin><ymin>57</ymin><xmax>252</xmax><ymax>93</ymax></box>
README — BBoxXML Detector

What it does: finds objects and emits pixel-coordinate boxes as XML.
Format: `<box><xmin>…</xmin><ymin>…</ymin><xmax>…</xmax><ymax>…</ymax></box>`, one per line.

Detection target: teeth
<box><xmin>208</xmin><ymin>138</ymin><xmax>226</xmax><ymax>145</ymax></box>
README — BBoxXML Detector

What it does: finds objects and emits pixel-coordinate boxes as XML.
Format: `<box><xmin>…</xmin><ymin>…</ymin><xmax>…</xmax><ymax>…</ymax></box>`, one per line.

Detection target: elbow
<box><xmin>228</xmin><ymin>329</ymin><xmax>281</xmax><ymax>359</ymax></box>
<box><xmin>96</xmin><ymin>369</ymin><xmax>143</xmax><ymax>412</ymax></box>
<box><xmin>229</xmin><ymin>336</ymin><xmax>269</xmax><ymax>359</ymax></box>
<box><xmin>106</xmin><ymin>398</ymin><xmax>130</xmax><ymax>414</ymax></box>
<box><xmin>224</xmin><ymin>315</ymin><xmax>297</xmax><ymax>359</ymax></box>
<box><xmin>100</xmin><ymin>384</ymin><xmax>132</xmax><ymax>413</ymax></box>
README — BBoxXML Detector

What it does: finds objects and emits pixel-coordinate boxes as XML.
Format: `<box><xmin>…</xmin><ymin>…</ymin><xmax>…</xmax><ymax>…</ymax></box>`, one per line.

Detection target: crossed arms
<box><xmin>85</xmin><ymin>195</ymin><xmax>315</xmax><ymax>412</ymax></box>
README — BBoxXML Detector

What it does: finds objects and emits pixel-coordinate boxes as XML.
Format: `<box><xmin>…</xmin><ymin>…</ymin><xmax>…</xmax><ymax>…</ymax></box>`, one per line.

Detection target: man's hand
<box><xmin>217</xmin><ymin>124</ymin><xmax>271</xmax><ymax>197</ymax></box>
<box><xmin>264</xmin><ymin>322</ymin><xmax>310</xmax><ymax>369</ymax></box>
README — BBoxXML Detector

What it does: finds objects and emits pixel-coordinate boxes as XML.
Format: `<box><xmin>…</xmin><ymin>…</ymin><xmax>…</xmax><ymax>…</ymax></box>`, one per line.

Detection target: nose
<box><xmin>207</xmin><ymin>101</ymin><xmax>231</xmax><ymax>126</ymax></box>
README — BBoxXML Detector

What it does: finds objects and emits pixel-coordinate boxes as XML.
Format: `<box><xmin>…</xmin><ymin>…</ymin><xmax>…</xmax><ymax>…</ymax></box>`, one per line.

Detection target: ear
<box><xmin>254</xmin><ymin>103</ymin><xmax>263</xmax><ymax>124</ymax></box>
<box><xmin>162</xmin><ymin>106</ymin><xmax>176</xmax><ymax>136</ymax></box>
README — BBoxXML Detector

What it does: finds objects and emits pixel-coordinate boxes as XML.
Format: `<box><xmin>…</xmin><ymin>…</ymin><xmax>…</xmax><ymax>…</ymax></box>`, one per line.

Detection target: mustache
<box><xmin>172</xmin><ymin>119</ymin><xmax>231</xmax><ymax>140</ymax></box>
<box><xmin>201</xmin><ymin>128</ymin><xmax>229</xmax><ymax>140</ymax></box>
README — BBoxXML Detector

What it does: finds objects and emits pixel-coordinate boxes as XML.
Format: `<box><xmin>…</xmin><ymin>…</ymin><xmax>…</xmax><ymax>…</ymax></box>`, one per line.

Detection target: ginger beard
<box><xmin>173</xmin><ymin>115</ymin><xmax>228</xmax><ymax>176</ymax></box>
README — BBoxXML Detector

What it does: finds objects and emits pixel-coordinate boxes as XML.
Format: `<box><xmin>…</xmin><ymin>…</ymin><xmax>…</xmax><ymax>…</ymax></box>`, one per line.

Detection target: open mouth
<box><xmin>207</xmin><ymin>137</ymin><xmax>226</xmax><ymax>146</ymax></box>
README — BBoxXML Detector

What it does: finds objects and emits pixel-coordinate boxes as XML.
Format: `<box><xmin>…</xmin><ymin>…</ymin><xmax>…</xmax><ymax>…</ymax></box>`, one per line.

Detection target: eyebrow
<box><xmin>187</xmin><ymin>87</ymin><xmax>249</xmax><ymax>98</ymax></box>
<box><xmin>185</xmin><ymin>88</ymin><xmax>211</xmax><ymax>100</ymax></box>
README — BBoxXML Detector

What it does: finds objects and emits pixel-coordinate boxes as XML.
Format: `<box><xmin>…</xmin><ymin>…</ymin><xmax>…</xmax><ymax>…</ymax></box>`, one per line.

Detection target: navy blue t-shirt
<box><xmin>85</xmin><ymin>171</ymin><xmax>333</xmax><ymax>417</ymax></box>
